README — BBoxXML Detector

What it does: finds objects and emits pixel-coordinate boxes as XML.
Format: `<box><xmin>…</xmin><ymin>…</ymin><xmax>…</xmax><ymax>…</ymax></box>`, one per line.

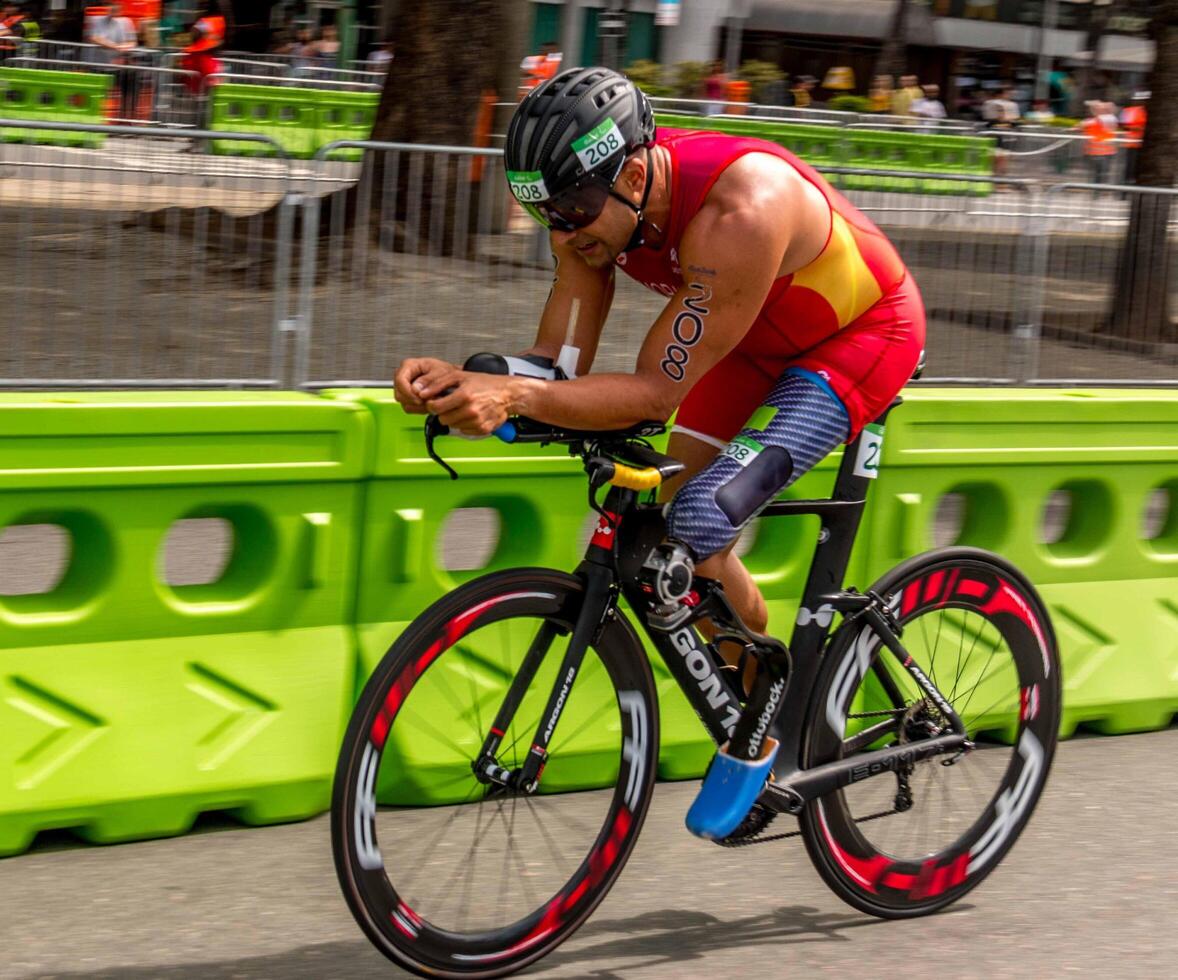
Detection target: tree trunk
<box><xmin>1110</xmin><ymin>0</ymin><xmax>1178</xmax><ymax>343</ymax></box>
<box><xmin>875</xmin><ymin>0</ymin><xmax>911</xmax><ymax>82</ymax></box>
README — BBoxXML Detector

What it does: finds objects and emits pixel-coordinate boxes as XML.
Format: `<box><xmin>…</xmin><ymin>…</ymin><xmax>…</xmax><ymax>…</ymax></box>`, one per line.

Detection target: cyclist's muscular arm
<box><xmin>519</xmin><ymin>238</ymin><xmax>615</xmax><ymax>376</ymax></box>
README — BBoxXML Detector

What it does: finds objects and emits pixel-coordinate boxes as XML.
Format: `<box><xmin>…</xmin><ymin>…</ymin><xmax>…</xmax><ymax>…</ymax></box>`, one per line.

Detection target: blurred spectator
<box><xmin>703</xmin><ymin>60</ymin><xmax>727</xmax><ymax>116</ymax></box>
<box><xmin>891</xmin><ymin>74</ymin><xmax>923</xmax><ymax>116</ymax></box>
<box><xmin>983</xmin><ymin>87</ymin><xmax>1021</xmax><ymax>177</ymax></box>
<box><xmin>87</xmin><ymin>2</ymin><xmax>138</xmax><ymax>118</ymax></box>
<box><xmin>911</xmin><ymin>83</ymin><xmax>946</xmax><ymax>129</ymax></box>
<box><xmin>520</xmin><ymin>41</ymin><xmax>562</xmax><ymax>95</ymax></box>
<box><xmin>1025</xmin><ymin>98</ymin><xmax>1055</xmax><ymax>124</ymax></box>
<box><xmin>0</xmin><ymin>3</ymin><xmax>37</xmax><ymax>60</ymax></box>
<box><xmin>314</xmin><ymin>23</ymin><xmax>340</xmax><ymax>67</ymax></box>
<box><xmin>1120</xmin><ymin>90</ymin><xmax>1148</xmax><ymax>183</ymax></box>
<box><xmin>133</xmin><ymin>0</ymin><xmax>160</xmax><ymax>48</ymax></box>
<box><xmin>1079</xmin><ymin>100</ymin><xmax>1118</xmax><ymax>184</ymax></box>
<box><xmin>179</xmin><ymin>1</ymin><xmax>224</xmax><ymax>97</ymax></box>
<box><xmin>1048</xmin><ymin>69</ymin><xmax>1073</xmax><ymax>117</ymax></box>
<box><xmin>789</xmin><ymin>74</ymin><xmax>816</xmax><ymax>109</ymax></box>
<box><xmin>760</xmin><ymin>73</ymin><xmax>788</xmax><ymax>107</ymax></box>
<box><xmin>367</xmin><ymin>38</ymin><xmax>394</xmax><ymax>71</ymax></box>
<box><xmin>868</xmin><ymin>75</ymin><xmax>893</xmax><ymax>113</ymax></box>
<box><xmin>87</xmin><ymin>2</ymin><xmax>138</xmax><ymax>64</ymax></box>
<box><xmin>291</xmin><ymin>27</ymin><xmax>317</xmax><ymax>73</ymax></box>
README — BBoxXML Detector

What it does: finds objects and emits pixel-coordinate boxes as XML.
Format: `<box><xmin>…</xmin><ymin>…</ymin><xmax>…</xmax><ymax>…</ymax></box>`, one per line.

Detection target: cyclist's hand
<box><xmin>426</xmin><ymin>372</ymin><xmax>514</xmax><ymax>437</ymax></box>
<box><xmin>394</xmin><ymin>357</ymin><xmax>460</xmax><ymax>414</ymax></box>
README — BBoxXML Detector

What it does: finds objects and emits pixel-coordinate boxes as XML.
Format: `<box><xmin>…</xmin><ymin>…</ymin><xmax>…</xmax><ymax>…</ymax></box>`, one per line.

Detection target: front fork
<box><xmin>472</xmin><ymin>562</ymin><xmax>617</xmax><ymax>793</ymax></box>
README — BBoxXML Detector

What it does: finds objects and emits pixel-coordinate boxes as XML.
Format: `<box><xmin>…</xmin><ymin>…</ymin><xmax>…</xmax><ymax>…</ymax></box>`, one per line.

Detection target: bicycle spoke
<box><xmin>521</xmin><ymin>794</ymin><xmax>576</xmax><ymax>874</ymax></box>
<box><xmin>948</xmin><ymin>612</ymin><xmax>990</xmax><ymax>704</ymax></box>
<box><xmin>399</xmin><ymin>704</ymin><xmax>479</xmax><ymax>762</ymax></box>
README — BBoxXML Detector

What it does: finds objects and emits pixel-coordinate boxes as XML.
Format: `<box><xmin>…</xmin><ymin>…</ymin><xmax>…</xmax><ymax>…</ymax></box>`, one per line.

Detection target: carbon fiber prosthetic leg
<box><xmin>666</xmin><ymin>370</ymin><xmax>850</xmax><ymax>560</ymax></box>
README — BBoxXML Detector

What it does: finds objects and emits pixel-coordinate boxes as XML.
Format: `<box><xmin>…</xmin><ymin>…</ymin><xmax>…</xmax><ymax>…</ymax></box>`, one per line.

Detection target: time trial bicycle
<box><xmin>332</xmin><ymin>398</ymin><xmax>1061</xmax><ymax>978</ymax></box>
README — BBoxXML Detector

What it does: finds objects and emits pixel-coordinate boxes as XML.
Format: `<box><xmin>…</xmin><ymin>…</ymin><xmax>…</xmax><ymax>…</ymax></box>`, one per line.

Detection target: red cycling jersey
<box><xmin>615</xmin><ymin>129</ymin><xmax>925</xmax><ymax>443</ymax></box>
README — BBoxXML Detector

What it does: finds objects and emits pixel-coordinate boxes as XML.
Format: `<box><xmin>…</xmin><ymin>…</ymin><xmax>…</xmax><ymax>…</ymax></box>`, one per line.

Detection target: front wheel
<box><xmin>331</xmin><ymin>568</ymin><xmax>659</xmax><ymax>978</ymax></box>
<box><xmin>800</xmin><ymin>547</ymin><xmax>1061</xmax><ymax>918</ymax></box>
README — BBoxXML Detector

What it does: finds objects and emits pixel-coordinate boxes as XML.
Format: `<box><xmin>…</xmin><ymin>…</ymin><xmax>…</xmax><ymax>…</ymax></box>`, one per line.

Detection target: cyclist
<box><xmin>395</xmin><ymin>67</ymin><xmax>925</xmax><ymax>818</ymax></box>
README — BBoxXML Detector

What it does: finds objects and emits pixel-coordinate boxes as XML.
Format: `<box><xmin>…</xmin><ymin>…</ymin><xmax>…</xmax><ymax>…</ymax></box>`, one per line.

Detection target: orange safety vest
<box><xmin>0</xmin><ymin>13</ymin><xmax>25</xmax><ymax>46</ymax></box>
<box><xmin>185</xmin><ymin>14</ymin><xmax>224</xmax><ymax>53</ymax></box>
<box><xmin>1122</xmin><ymin>105</ymin><xmax>1146</xmax><ymax>148</ymax></box>
<box><xmin>1081</xmin><ymin>116</ymin><xmax>1117</xmax><ymax>156</ymax></box>
<box><xmin>521</xmin><ymin>51</ymin><xmax>562</xmax><ymax>91</ymax></box>
<box><xmin>725</xmin><ymin>78</ymin><xmax>750</xmax><ymax>114</ymax></box>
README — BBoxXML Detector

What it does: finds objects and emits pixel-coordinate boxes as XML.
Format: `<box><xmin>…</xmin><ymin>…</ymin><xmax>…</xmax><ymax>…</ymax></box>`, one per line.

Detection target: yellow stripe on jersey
<box><xmin>788</xmin><ymin>212</ymin><xmax>884</xmax><ymax>328</ymax></box>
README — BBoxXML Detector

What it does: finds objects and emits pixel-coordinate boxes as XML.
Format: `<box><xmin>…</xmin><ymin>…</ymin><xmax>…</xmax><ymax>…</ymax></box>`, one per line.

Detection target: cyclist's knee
<box><xmin>665</xmin><ymin>370</ymin><xmax>851</xmax><ymax>562</ymax></box>
<box><xmin>666</xmin><ymin>446</ymin><xmax>795</xmax><ymax>561</ymax></box>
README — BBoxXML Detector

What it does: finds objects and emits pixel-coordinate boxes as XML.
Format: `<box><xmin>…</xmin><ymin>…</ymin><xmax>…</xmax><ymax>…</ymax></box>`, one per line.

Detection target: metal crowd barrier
<box><xmin>0</xmin><ymin>119</ymin><xmax>297</xmax><ymax>388</ymax></box>
<box><xmin>1</xmin><ymin>123</ymin><xmax>1175</xmax><ymax>390</ymax></box>
<box><xmin>206</xmin><ymin>72</ymin><xmax>380</xmax><ymax>92</ymax></box>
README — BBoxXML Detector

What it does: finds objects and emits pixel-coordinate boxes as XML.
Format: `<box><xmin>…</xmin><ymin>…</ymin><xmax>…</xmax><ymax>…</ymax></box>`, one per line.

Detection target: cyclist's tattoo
<box><xmin>661</xmin><ymin>282</ymin><xmax>713</xmax><ymax>382</ymax></box>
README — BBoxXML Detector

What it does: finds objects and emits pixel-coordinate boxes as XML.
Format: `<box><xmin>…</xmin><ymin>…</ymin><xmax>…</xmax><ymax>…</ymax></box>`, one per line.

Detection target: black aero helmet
<box><xmin>505</xmin><ymin>66</ymin><xmax>656</xmax><ymax>229</ymax></box>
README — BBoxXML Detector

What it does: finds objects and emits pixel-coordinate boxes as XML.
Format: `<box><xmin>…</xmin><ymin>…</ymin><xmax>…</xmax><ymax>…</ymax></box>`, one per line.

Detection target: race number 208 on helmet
<box><xmin>505</xmin><ymin>66</ymin><xmax>656</xmax><ymax>245</ymax></box>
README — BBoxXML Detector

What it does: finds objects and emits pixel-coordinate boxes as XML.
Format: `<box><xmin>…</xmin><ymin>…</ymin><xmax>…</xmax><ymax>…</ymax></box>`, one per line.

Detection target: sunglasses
<box><xmin>519</xmin><ymin>157</ymin><xmax>630</xmax><ymax>232</ymax></box>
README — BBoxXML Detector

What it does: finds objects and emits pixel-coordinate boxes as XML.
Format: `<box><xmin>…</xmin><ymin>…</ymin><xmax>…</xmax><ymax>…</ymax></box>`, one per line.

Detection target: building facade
<box><xmin>526</xmin><ymin>0</ymin><xmax>1153</xmax><ymax>109</ymax></box>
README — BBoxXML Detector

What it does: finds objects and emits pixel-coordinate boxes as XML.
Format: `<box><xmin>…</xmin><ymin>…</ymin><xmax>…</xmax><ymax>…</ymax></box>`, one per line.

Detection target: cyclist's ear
<box><xmin>617</xmin><ymin>153</ymin><xmax>647</xmax><ymax>196</ymax></box>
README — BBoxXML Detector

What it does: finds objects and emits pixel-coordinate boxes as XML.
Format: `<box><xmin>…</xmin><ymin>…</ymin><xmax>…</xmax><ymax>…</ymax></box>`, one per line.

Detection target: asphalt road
<box><xmin>3</xmin><ymin>728</ymin><xmax>1176</xmax><ymax>980</ymax></box>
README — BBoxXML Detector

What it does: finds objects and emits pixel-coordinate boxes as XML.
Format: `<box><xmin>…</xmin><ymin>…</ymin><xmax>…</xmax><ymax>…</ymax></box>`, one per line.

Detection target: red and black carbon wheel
<box><xmin>331</xmin><ymin>568</ymin><xmax>658</xmax><ymax>978</ymax></box>
<box><xmin>800</xmin><ymin>547</ymin><xmax>1062</xmax><ymax>918</ymax></box>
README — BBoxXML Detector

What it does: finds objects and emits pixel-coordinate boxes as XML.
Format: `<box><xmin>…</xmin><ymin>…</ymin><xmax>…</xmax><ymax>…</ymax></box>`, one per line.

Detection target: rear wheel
<box><xmin>800</xmin><ymin>548</ymin><xmax>1061</xmax><ymax>917</ymax></box>
<box><xmin>331</xmin><ymin>568</ymin><xmax>658</xmax><ymax>978</ymax></box>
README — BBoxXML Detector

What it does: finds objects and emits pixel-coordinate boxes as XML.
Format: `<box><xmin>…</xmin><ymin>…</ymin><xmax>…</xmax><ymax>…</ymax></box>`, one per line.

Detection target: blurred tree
<box><xmin>1111</xmin><ymin>0</ymin><xmax>1178</xmax><ymax>343</ymax></box>
<box><xmin>624</xmin><ymin>60</ymin><xmax>674</xmax><ymax>98</ymax></box>
<box><xmin>875</xmin><ymin>0</ymin><xmax>912</xmax><ymax>82</ymax></box>
<box><xmin>340</xmin><ymin>0</ymin><xmax>529</xmax><ymax>251</ymax></box>
<box><xmin>673</xmin><ymin>61</ymin><xmax>710</xmax><ymax>99</ymax></box>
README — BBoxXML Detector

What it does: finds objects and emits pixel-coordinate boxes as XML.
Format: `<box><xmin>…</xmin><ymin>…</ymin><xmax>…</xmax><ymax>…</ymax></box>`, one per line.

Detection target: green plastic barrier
<box><xmin>208</xmin><ymin>83</ymin><xmax>377</xmax><ymax>160</ymax></box>
<box><xmin>860</xmin><ymin>388</ymin><xmax>1178</xmax><ymax>738</ymax></box>
<box><xmin>0</xmin><ymin>67</ymin><xmax>111</xmax><ymax>147</ymax></box>
<box><xmin>0</xmin><ymin>392</ymin><xmax>372</xmax><ymax>857</ymax></box>
<box><xmin>324</xmin><ymin>391</ymin><xmax>868</xmax><ymax>791</ymax></box>
<box><xmin>315</xmin><ymin>89</ymin><xmax>379</xmax><ymax>161</ymax></box>
<box><xmin>209</xmin><ymin>83</ymin><xmax>319</xmax><ymax>158</ymax></box>
<box><xmin>2</xmin><ymin>388</ymin><xmax>1173</xmax><ymax>851</ymax></box>
<box><xmin>654</xmin><ymin>112</ymin><xmax>994</xmax><ymax>195</ymax></box>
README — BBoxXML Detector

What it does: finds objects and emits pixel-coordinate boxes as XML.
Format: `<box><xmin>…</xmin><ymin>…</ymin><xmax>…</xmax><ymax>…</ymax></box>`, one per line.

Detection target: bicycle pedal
<box><xmin>685</xmin><ymin>739</ymin><xmax>779</xmax><ymax>841</ymax></box>
<box><xmin>645</xmin><ymin>600</ymin><xmax>695</xmax><ymax>632</ymax></box>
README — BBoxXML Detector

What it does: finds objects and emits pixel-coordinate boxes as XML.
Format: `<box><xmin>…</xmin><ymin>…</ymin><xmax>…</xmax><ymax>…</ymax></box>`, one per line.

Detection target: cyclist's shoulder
<box><xmin>691</xmin><ymin>150</ymin><xmax>820</xmax><ymax>235</ymax></box>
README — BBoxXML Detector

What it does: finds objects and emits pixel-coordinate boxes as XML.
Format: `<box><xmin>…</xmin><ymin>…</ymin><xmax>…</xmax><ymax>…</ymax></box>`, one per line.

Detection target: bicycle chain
<box><xmin>713</xmin><ymin>804</ymin><xmax>904</xmax><ymax>847</ymax></box>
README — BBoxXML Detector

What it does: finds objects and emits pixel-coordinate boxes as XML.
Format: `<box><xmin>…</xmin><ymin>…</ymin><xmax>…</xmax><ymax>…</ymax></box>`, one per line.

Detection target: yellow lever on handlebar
<box><xmin>608</xmin><ymin>464</ymin><xmax>663</xmax><ymax>491</ymax></box>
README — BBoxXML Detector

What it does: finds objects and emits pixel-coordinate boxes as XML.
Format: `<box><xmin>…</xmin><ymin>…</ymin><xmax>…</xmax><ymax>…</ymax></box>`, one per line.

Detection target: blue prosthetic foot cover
<box><xmin>685</xmin><ymin>740</ymin><xmax>779</xmax><ymax>841</ymax></box>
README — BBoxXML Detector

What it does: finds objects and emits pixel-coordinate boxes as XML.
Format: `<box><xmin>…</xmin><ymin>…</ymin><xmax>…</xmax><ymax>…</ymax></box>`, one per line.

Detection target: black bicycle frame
<box><xmin>613</xmin><ymin>400</ymin><xmax>968</xmax><ymax>813</ymax></box>
<box><xmin>472</xmin><ymin>399</ymin><xmax>967</xmax><ymax>807</ymax></box>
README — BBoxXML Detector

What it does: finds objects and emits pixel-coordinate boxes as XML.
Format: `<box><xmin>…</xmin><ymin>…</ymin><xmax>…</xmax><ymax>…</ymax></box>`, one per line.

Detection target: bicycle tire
<box><xmin>799</xmin><ymin>547</ymin><xmax>1061</xmax><ymax>918</ymax></box>
<box><xmin>332</xmin><ymin>567</ymin><xmax>659</xmax><ymax>979</ymax></box>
